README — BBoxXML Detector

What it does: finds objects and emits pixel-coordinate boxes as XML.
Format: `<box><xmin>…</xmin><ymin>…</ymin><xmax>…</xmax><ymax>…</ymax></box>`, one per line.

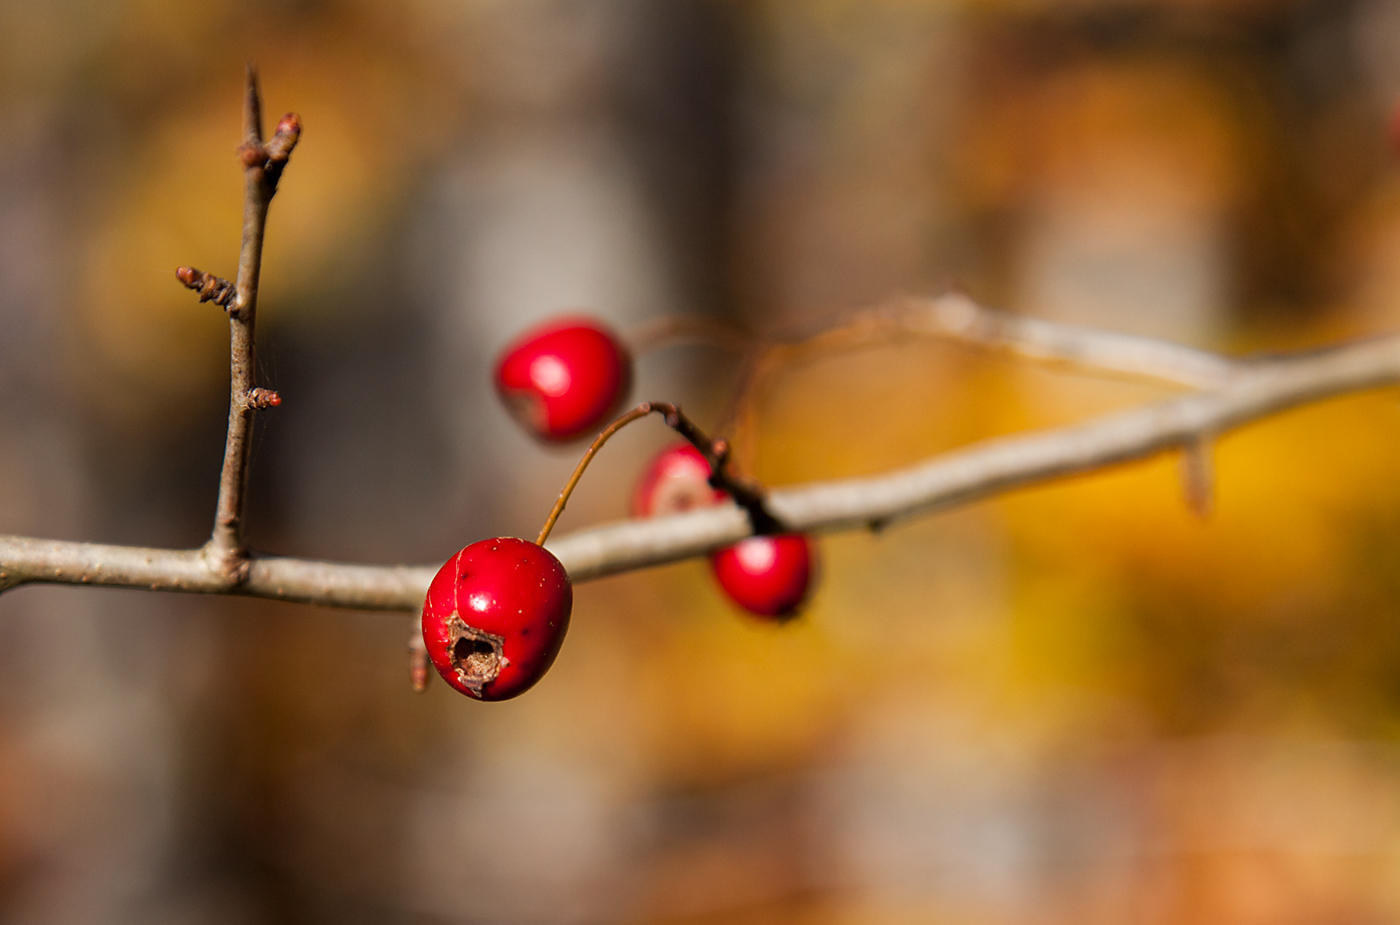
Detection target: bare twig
<box><xmin>874</xmin><ymin>293</ymin><xmax>1237</xmax><ymax>390</ymax></box>
<box><xmin>4</xmin><ymin>330</ymin><xmax>1398</xmax><ymax>609</ymax></box>
<box><xmin>624</xmin><ymin>314</ymin><xmax>752</xmax><ymax>355</ymax></box>
<box><xmin>205</xmin><ymin>67</ymin><xmax>300</xmax><ymax>581</ymax></box>
<box><xmin>716</xmin><ymin>292</ymin><xmax>1236</xmax><ymax>469</ymax></box>
<box><xmin>631</xmin><ymin>294</ymin><xmax>1234</xmax><ymax>391</ymax></box>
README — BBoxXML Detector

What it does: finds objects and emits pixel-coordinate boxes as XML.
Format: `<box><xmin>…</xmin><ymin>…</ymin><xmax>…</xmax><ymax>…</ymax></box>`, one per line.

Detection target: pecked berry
<box><xmin>494</xmin><ymin>317</ymin><xmax>632</xmax><ymax>442</ymax></box>
<box><xmin>421</xmin><ymin>537</ymin><xmax>572</xmax><ymax>701</ymax></box>
<box><xmin>709</xmin><ymin>534</ymin><xmax>816</xmax><ymax>621</ymax></box>
<box><xmin>631</xmin><ymin>442</ymin><xmax>724</xmax><ymax>517</ymax></box>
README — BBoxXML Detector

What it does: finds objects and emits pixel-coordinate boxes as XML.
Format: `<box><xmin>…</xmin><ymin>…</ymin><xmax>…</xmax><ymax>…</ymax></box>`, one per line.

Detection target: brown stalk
<box><xmin>204</xmin><ymin>66</ymin><xmax>300</xmax><ymax>581</ymax></box>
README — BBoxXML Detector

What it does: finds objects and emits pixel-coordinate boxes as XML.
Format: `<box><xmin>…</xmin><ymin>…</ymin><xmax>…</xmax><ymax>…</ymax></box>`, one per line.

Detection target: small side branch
<box><xmin>175</xmin><ymin>266</ymin><xmax>236</xmax><ymax>308</ymax></box>
<box><xmin>886</xmin><ymin>293</ymin><xmax>1238</xmax><ymax>390</ymax></box>
<box><xmin>205</xmin><ymin>67</ymin><xmax>300</xmax><ymax>581</ymax></box>
<box><xmin>776</xmin><ymin>293</ymin><xmax>1238</xmax><ymax>390</ymax></box>
<box><xmin>708</xmin><ymin>292</ymin><xmax>1238</xmax><ymax>467</ymax></box>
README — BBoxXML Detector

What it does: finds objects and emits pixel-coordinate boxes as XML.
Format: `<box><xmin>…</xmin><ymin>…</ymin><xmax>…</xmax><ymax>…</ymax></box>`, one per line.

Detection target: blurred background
<box><xmin>4</xmin><ymin>0</ymin><xmax>1400</xmax><ymax>921</ymax></box>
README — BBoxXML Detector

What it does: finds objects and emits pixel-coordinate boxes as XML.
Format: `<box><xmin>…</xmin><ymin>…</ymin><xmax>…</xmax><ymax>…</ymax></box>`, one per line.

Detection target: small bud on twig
<box><xmin>175</xmin><ymin>266</ymin><xmax>237</xmax><ymax>309</ymax></box>
<box><xmin>247</xmin><ymin>388</ymin><xmax>282</xmax><ymax>409</ymax></box>
<box><xmin>409</xmin><ymin>634</ymin><xmax>430</xmax><ymax>693</ymax></box>
<box><xmin>265</xmin><ymin>113</ymin><xmax>301</xmax><ymax>163</ymax></box>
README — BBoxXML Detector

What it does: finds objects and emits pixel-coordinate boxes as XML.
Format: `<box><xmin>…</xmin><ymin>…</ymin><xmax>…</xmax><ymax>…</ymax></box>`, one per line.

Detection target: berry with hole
<box><xmin>631</xmin><ymin>442</ymin><xmax>724</xmax><ymax>517</ymax></box>
<box><xmin>421</xmin><ymin>537</ymin><xmax>572</xmax><ymax>701</ymax></box>
<box><xmin>710</xmin><ymin>534</ymin><xmax>816</xmax><ymax>620</ymax></box>
<box><xmin>494</xmin><ymin>317</ymin><xmax>632</xmax><ymax>442</ymax></box>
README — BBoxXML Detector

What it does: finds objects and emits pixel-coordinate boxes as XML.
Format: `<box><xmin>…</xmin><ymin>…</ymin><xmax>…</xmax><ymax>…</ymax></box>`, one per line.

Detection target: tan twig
<box><xmin>624</xmin><ymin>314</ymin><xmax>752</xmax><ymax>355</ymax></box>
<box><xmin>741</xmin><ymin>293</ymin><xmax>1236</xmax><ymax>393</ymax></box>
<box><xmin>204</xmin><ymin>66</ymin><xmax>299</xmax><ymax>581</ymax></box>
<box><xmin>4</xmin><ymin>329</ymin><xmax>1399</xmax><ymax>608</ymax></box>
<box><xmin>882</xmin><ymin>293</ymin><xmax>1237</xmax><ymax>390</ymax></box>
<box><xmin>713</xmin><ymin>292</ymin><xmax>1236</xmax><ymax>470</ymax></box>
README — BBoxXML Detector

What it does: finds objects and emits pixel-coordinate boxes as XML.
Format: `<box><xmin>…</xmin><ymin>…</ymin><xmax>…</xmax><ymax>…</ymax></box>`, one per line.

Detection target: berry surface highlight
<box><xmin>421</xmin><ymin>537</ymin><xmax>572</xmax><ymax>700</ymax></box>
<box><xmin>494</xmin><ymin>317</ymin><xmax>632</xmax><ymax>442</ymax></box>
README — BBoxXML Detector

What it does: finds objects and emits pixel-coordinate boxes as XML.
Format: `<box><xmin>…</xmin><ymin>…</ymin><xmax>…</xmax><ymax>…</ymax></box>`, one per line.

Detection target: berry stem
<box><xmin>623</xmin><ymin>314</ymin><xmax>752</xmax><ymax>356</ymax></box>
<box><xmin>536</xmin><ymin>401</ymin><xmax>777</xmax><ymax>546</ymax></box>
<box><xmin>537</xmin><ymin>404</ymin><xmax>653</xmax><ymax>545</ymax></box>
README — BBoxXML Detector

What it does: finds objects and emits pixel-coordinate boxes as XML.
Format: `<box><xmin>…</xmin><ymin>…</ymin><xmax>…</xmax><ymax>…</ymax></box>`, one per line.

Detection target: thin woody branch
<box><xmin>3</xmin><ymin>329</ymin><xmax>1398</xmax><ymax>610</ymax></box>
<box><xmin>204</xmin><ymin>66</ymin><xmax>300</xmax><ymax>580</ymax></box>
<box><xmin>635</xmin><ymin>293</ymin><xmax>1236</xmax><ymax>423</ymax></box>
<box><xmin>875</xmin><ymin>293</ymin><xmax>1237</xmax><ymax>390</ymax></box>
<box><xmin>710</xmin><ymin>292</ymin><xmax>1237</xmax><ymax>469</ymax></box>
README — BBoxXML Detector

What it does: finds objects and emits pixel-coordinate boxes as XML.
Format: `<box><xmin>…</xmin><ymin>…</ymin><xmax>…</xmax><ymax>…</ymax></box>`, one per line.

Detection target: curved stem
<box><xmin>623</xmin><ymin>315</ymin><xmax>752</xmax><ymax>356</ymax></box>
<box><xmin>536</xmin><ymin>404</ymin><xmax>657</xmax><ymax>545</ymax></box>
<box><xmin>535</xmin><ymin>400</ymin><xmax>777</xmax><ymax>546</ymax></box>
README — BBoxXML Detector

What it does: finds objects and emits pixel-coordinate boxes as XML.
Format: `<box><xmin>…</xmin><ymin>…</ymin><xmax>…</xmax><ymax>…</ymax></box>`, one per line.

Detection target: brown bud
<box><xmin>238</xmin><ymin>142</ymin><xmax>266</xmax><ymax>167</ymax></box>
<box><xmin>275</xmin><ymin>112</ymin><xmax>302</xmax><ymax>137</ymax></box>
<box><xmin>247</xmin><ymin>388</ymin><xmax>282</xmax><ymax>409</ymax></box>
<box><xmin>175</xmin><ymin>266</ymin><xmax>199</xmax><ymax>287</ymax></box>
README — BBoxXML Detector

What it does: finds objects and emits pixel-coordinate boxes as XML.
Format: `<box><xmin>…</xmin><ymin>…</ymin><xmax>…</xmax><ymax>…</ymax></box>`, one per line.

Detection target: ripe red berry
<box><xmin>421</xmin><ymin>537</ymin><xmax>572</xmax><ymax>701</ymax></box>
<box><xmin>631</xmin><ymin>442</ymin><xmax>723</xmax><ymax>517</ymax></box>
<box><xmin>709</xmin><ymin>534</ymin><xmax>815</xmax><ymax>620</ymax></box>
<box><xmin>494</xmin><ymin>317</ymin><xmax>632</xmax><ymax>442</ymax></box>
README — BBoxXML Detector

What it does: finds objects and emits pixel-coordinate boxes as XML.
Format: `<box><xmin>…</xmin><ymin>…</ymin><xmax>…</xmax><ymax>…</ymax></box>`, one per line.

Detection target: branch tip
<box><xmin>243</xmin><ymin>64</ymin><xmax>262</xmax><ymax>143</ymax></box>
<box><xmin>264</xmin><ymin>117</ymin><xmax>301</xmax><ymax>164</ymax></box>
<box><xmin>409</xmin><ymin>634</ymin><xmax>430</xmax><ymax>692</ymax></box>
<box><xmin>247</xmin><ymin>388</ymin><xmax>282</xmax><ymax>410</ymax></box>
<box><xmin>175</xmin><ymin>266</ymin><xmax>236</xmax><ymax>309</ymax></box>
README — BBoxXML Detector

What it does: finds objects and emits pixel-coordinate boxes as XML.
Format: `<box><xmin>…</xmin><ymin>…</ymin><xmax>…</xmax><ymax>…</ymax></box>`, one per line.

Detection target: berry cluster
<box><xmin>421</xmin><ymin>316</ymin><xmax>817</xmax><ymax>701</ymax></box>
<box><xmin>633</xmin><ymin>443</ymin><xmax>816</xmax><ymax>618</ymax></box>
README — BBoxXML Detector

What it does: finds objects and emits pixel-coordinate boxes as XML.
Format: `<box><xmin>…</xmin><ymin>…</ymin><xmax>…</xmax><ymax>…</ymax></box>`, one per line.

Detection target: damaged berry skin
<box><xmin>631</xmin><ymin>443</ymin><xmax>724</xmax><ymax>517</ymax></box>
<box><xmin>494</xmin><ymin>317</ymin><xmax>632</xmax><ymax>442</ymax></box>
<box><xmin>421</xmin><ymin>537</ymin><xmax>572</xmax><ymax>701</ymax></box>
<box><xmin>710</xmin><ymin>534</ymin><xmax>816</xmax><ymax>620</ymax></box>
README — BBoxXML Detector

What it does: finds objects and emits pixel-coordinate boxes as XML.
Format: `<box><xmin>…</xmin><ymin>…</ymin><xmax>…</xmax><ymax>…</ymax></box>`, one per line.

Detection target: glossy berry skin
<box><xmin>494</xmin><ymin>317</ymin><xmax>632</xmax><ymax>442</ymax></box>
<box><xmin>421</xmin><ymin>537</ymin><xmax>572</xmax><ymax>701</ymax></box>
<box><xmin>709</xmin><ymin>534</ymin><xmax>815</xmax><ymax>620</ymax></box>
<box><xmin>631</xmin><ymin>443</ymin><xmax>724</xmax><ymax>517</ymax></box>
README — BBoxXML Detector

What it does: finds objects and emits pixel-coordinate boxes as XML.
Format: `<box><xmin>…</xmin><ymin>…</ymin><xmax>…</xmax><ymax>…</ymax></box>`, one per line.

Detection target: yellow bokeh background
<box><xmin>4</xmin><ymin>1</ymin><xmax>1400</xmax><ymax>921</ymax></box>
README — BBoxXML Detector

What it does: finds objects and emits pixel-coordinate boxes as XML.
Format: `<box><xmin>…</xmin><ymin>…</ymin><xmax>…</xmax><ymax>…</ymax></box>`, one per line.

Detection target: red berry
<box><xmin>494</xmin><ymin>317</ymin><xmax>632</xmax><ymax>442</ymax></box>
<box><xmin>421</xmin><ymin>537</ymin><xmax>572</xmax><ymax>701</ymax></box>
<box><xmin>709</xmin><ymin>534</ymin><xmax>815</xmax><ymax>620</ymax></box>
<box><xmin>631</xmin><ymin>442</ymin><xmax>724</xmax><ymax>517</ymax></box>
